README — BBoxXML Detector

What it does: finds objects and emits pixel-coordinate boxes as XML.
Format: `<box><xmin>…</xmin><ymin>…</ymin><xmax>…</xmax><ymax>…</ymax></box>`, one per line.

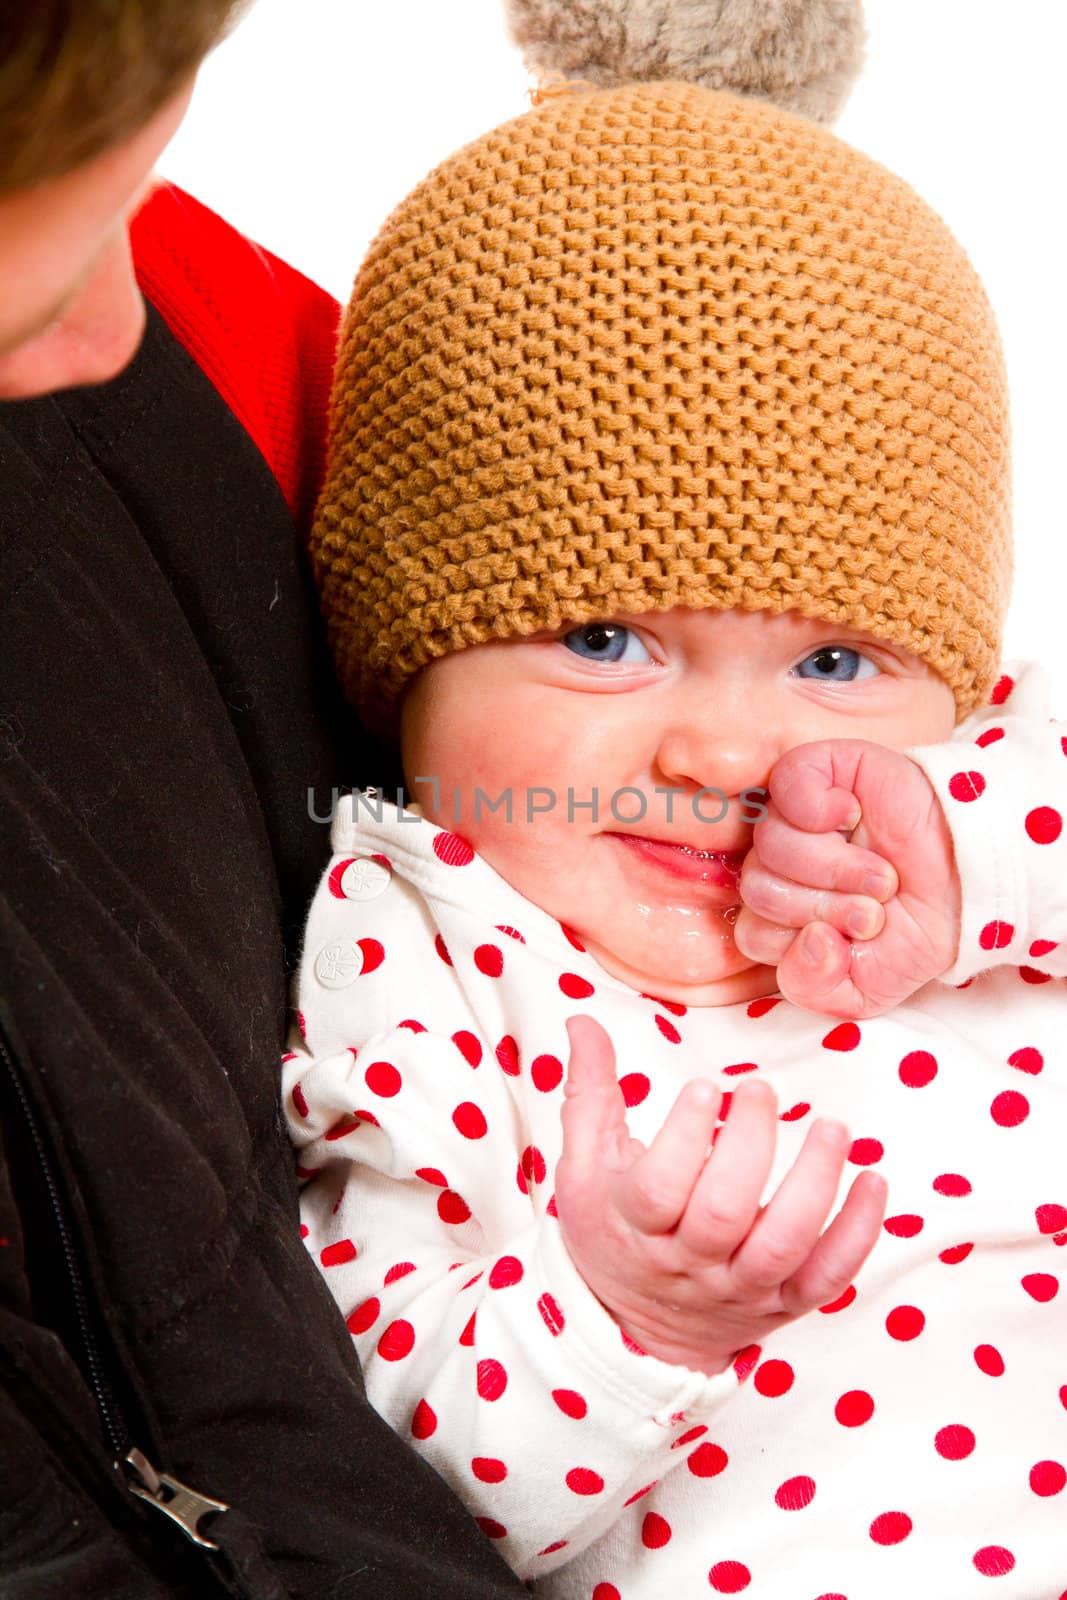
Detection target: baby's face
<box><xmin>400</xmin><ymin>607</ymin><xmax>956</xmax><ymax>1005</ymax></box>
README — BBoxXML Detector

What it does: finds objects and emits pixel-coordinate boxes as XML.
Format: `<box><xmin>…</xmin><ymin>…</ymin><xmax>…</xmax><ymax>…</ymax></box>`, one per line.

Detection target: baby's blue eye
<box><xmin>794</xmin><ymin>646</ymin><xmax>879</xmax><ymax>682</ymax></box>
<box><xmin>561</xmin><ymin>624</ymin><xmax>651</xmax><ymax>664</ymax></box>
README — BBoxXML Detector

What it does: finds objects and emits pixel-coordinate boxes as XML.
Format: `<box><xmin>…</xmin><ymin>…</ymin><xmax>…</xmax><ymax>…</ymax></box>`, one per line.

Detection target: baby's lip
<box><xmin>614</xmin><ymin>831</ymin><xmax>751</xmax><ymax>861</ymax></box>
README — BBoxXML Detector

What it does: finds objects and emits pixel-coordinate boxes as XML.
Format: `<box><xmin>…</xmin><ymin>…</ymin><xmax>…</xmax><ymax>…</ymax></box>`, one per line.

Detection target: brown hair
<box><xmin>0</xmin><ymin>0</ymin><xmax>248</xmax><ymax>192</ymax></box>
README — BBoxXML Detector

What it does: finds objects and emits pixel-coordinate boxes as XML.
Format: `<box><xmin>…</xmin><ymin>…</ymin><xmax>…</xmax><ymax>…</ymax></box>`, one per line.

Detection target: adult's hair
<box><xmin>0</xmin><ymin>0</ymin><xmax>248</xmax><ymax>192</ymax></box>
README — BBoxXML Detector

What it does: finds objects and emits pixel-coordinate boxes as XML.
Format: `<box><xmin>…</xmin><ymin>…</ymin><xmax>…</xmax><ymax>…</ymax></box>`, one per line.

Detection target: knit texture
<box><xmin>312</xmin><ymin>82</ymin><xmax>1011</xmax><ymax>729</ymax></box>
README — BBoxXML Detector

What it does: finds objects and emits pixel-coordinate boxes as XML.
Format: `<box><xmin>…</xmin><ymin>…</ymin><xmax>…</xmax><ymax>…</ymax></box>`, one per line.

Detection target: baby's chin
<box><xmin>580</xmin><ymin>927</ymin><xmax>780</xmax><ymax>1010</ymax></box>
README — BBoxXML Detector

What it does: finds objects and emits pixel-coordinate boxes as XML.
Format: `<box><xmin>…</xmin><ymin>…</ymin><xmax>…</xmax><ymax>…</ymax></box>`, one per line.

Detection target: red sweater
<box><xmin>130</xmin><ymin>181</ymin><xmax>340</xmax><ymax>532</ymax></box>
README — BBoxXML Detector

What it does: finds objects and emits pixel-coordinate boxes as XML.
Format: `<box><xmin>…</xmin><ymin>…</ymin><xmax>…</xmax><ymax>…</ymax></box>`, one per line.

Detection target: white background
<box><xmin>161</xmin><ymin>0</ymin><xmax>1067</xmax><ymax>698</ymax></box>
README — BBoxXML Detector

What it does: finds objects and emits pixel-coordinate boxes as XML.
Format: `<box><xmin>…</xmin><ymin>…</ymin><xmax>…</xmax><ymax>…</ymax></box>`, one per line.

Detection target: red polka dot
<box><xmin>397</xmin><ymin>1018</ymin><xmax>425</xmax><ymax>1032</ymax></box>
<box><xmin>346</xmin><ymin>1297</ymin><xmax>380</xmax><ymax>1336</ymax></box>
<box><xmin>939</xmin><ymin>1242</ymin><xmax>974</xmax><ymax>1264</ymax></box>
<box><xmin>973</xmin><ymin>1546</ymin><xmax>1015</xmax><ymax>1577</ymax></box>
<box><xmin>357</xmin><ymin>938</ymin><xmax>385</xmax><ymax>975</ymax></box>
<box><xmin>775</xmin><ymin>1475</ymin><xmax>816</xmax><ymax>1510</ymax></box>
<box><xmin>655</xmin><ymin>1014</ymin><xmax>682</xmax><ymax>1043</ymax></box>
<box><xmin>1060</xmin><ymin>1386</ymin><xmax>1067</xmax><ymax>1410</ymax></box>
<box><xmin>621</xmin><ymin>1327</ymin><xmax>647</xmax><ymax>1356</ymax></box>
<box><xmin>476</xmin><ymin>1359</ymin><xmax>507</xmax><ymax>1401</ymax></box>
<box><xmin>723</xmin><ymin>1060</ymin><xmax>759</xmax><ymax>1076</ymax></box>
<box><xmin>415</xmin><ymin>1166</ymin><xmax>447</xmax><ymax>1186</ymax></box>
<box><xmin>974</xmin><ymin>1344</ymin><xmax>1004</xmax><ymax>1376</ymax></box>
<box><xmin>411</xmin><ymin>1398</ymin><xmax>437</xmax><ymax>1438</ymax></box>
<box><xmin>709</xmin><ymin>1560</ymin><xmax>751</xmax><ymax>1592</ymax></box>
<box><xmin>1030</xmin><ymin>938</ymin><xmax>1059</xmax><ymax>958</ymax></box>
<box><xmin>779</xmin><ymin>1101</ymin><xmax>811</xmax><ymax>1122</ymax></box>
<box><xmin>320</xmin><ymin>1239</ymin><xmax>357</xmax><ymax>1268</ymax></box>
<box><xmin>474</xmin><ymin>943</ymin><xmax>504</xmax><ymax>977</ymax></box>
<box><xmin>672</xmin><ymin>1425</ymin><xmax>708</xmax><ymax>1449</ymax></box>
<box><xmin>488</xmin><ymin>1037</ymin><xmax>518</xmax><ymax>1079</ymax></box>
<box><xmin>1025</xmin><ymin>806</ymin><xmax>1062</xmax><ymax>844</ymax></box>
<box><xmin>560</xmin><ymin>924</ymin><xmax>586</xmax><ymax>951</ymax></box>
<box><xmin>475</xmin><ymin>1517</ymin><xmax>506</xmax><ymax>1540</ymax></box>
<box><xmin>364</xmin><ymin>1060</ymin><xmax>401</xmax><ymax>1097</ymax></box>
<box><xmin>565</xmin><ymin>1467</ymin><xmax>604</xmax><ymax>1496</ymax></box>
<box><xmin>592</xmin><ymin>1587</ymin><xmax>620</xmax><ymax>1600</ymax></box>
<box><xmin>458</xmin><ymin>1311</ymin><xmax>476</xmax><ymax>1346</ymax></box>
<box><xmin>471</xmin><ymin>1457</ymin><xmax>507</xmax><ymax>1483</ymax></box>
<box><xmin>835</xmin><ymin>1389</ymin><xmax>874</xmax><ymax>1427</ymax></box>
<box><xmin>732</xmin><ymin>1344</ymin><xmax>762</xmax><ymax>1382</ymax></box>
<box><xmin>991</xmin><ymin>1090</ymin><xmax>1029</xmax><ymax>1126</ymax></box>
<box><xmin>1030</xmin><ymin>1460</ymin><xmax>1066</xmax><ymax>1496</ymax></box>
<box><xmin>886</xmin><ymin>1305</ymin><xmax>925</xmax><ymax>1341</ymax></box>
<box><xmin>488</xmin><ymin>1255</ymin><xmax>523</xmax><ymax>1289</ymax></box>
<box><xmin>643</xmin><ymin>993</ymin><xmax>687</xmax><ymax>1016</ymax></box>
<box><xmin>1037</xmin><ymin>1204</ymin><xmax>1067</xmax><ymax>1234</ymax></box>
<box><xmin>688</xmin><ymin>1442</ymin><xmax>729</xmax><ymax>1477</ymax></box>
<box><xmin>515</xmin><ymin>1161</ymin><xmax>528</xmax><ymax>1196</ymax></box>
<box><xmin>531</xmin><ymin>1053</ymin><xmax>563</xmax><ymax>1092</ymax></box>
<box><xmin>291</xmin><ymin>1082</ymin><xmax>308</xmax><ymax>1118</ymax></box>
<box><xmin>822</xmin><ymin>1022</ymin><xmax>861</xmax><ymax>1051</ymax></box>
<box><xmin>384</xmin><ymin>1261</ymin><xmax>415</xmax><ymax>1284</ymax></box>
<box><xmin>818</xmin><ymin>1284</ymin><xmax>857</xmax><ymax>1314</ymax></box>
<box><xmin>437</xmin><ymin>1190</ymin><xmax>471</xmax><ymax>1224</ymax></box>
<box><xmin>323</xmin><ymin>1114</ymin><xmax>362</xmax><ymax>1142</ymax></box>
<box><xmin>452</xmin><ymin>1030</ymin><xmax>483</xmax><ymax>1067</ymax></box>
<box><xmin>624</xmin><ymin>1482</ymin><xmax>655</xmax><ymax>1505</ymax></box>
<box><xmin>933</xmin><ymin>1173</ymin><xmax>972</xmax><ymax>1196</ymax></box>
<box><xmin>869</xmin><ymin>1511</ymin><xmax>912</xmax><ymax>1545</ymax></box>
<box><xmin>975</xmin><ymin>726</ymin><xmax>1005</xmax><ymax>748</ymax></box>
<box><xmin>754</xmin><ymin>1359</ymin><xmax>794</xmax><ymax>1397</ymax></box>
<box><xmin>849</xmin><ymin>1137</ymin><xmax>884</xmax><ymax>1166</ymax></box>
<box><xmin>641</xmin><ymin>1512</ymin><xmax>672</xmax><ymax>1549</ymax></box>
<box><xmin>378</xmin><ymin>1319</ymin><xmax>415</xmax><ymax>1361</ymax></box>
<box><xmin>884</xmin><ymin>1214</ymin><xmax>924</xmax><ymax>1238</ymax></box>
<box><xmin>522</xmin><ymin>1145</ymin><xmax>547</xmax><ymax>1184</ymax></box>
<box><xmin>495</xmin><ymin>924</ymin><xmax>525</xmax><ymax>942</ymax></box>
<box><xmin>1020</xmin><ymin>965</ymin><xmax>1053</xmax><ymax>984</ymax></box>
<box><xmin>989</xmin><ymin>674</ymin><xmax>1014</xmax><ymax>705</ymax></box>
<box><xmin>935</xmin><ymin>1424</ymin><xmax>975</xmax><ymax>1460</ymax></box>
<box><xmin>747</xmin><ymin>996</ymin><xmax>781</xmax><ymax>1017</ymax></box>
<box><xmin>1017</xmin><ymin>1043</ymin><xmax>1049</xmax><ymax>1081</ymax></box>
<box><xmin>1022</xmin><ymin>1273</ymin><xmax>1059</xmax><ymax>1302</ymax></box>
<box><xmin>434</xmin><ymin>933</ymin><xmax>452</xmax><ymax>966</ymax></box>
<box><xmin>452</xmin><ymin>1101</ymin><xmax>488</xmax><ymax>1139</ymax></box>
<box><xmin>552</xmin><ymin>1388</ymin><xmax>587</xmax><ymax>1419</ymax></box>
<box><xmin>538</xmin><ymin>1292</ymin><xmax>565</xmax><ymax>1336</ymax></box>
<box><xmin>979</xmin><ymin>920</ymin><xmax>1014</xmax><ymax>951</ymax></box>
<box><xmin>898</xmin><ymin>1050</ymin><xmax>938</xmax><ymax>1087</ymax></box>
<box><xmin>948</xmin><ymin>771</ymin><xmax>986</xmax><ymax>802</ymax></box>
<box><xmin>619</xmin><ymin>1072</ymin><xmax>650</xmax><ymax>1106</ymax></box>
<box><xmin>433</xmin><ymin>831</ymin><xmax>474</xmax><ymax>866</ymax></box>
<box><xmin>559</xmin><ymin>972</ymin><xmax>595</xmax><ymax>999</ymax></box>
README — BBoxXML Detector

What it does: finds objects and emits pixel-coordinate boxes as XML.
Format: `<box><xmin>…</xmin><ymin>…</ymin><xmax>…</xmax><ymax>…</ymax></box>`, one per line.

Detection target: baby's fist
<box><xmin>735</xmin><ymin>740</ymin><xmax>961</xmax><ymax>1018</ymax></box>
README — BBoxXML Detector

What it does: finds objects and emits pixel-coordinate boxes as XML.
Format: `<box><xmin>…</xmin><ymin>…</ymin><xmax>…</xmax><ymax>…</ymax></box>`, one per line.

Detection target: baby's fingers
<box><xmin>678</xmin><ymin>1079</ymin><xmax>778</xmax><ymax>1257</ymax></box>
<box><xmin>732</xmin><ymin>1117</ymin><xmax>851</xmax><ymax>1291</ymax></box>
<box><xmin>740</xmin><ymin>858</ymin><xmax>886</xmax><ymax>942</ymax></box>
<box><xmin>780</xmin><ymin>1170</ymin><xmax>888</xmax><ymax>1314</ymax></box>
<box><xmin>618</xmin><ymin>1079</ymin><xmax>722</xmax><ymax>1234</ymax></box>
<box><xmin>754</xmin><ymin>811</ymin><xmax>897</xmax><ymax>903</ymax></box>
<box><xmin>560</xmin><ymin>1016</ymin><xmax>635</xmax><ymax>1176</ymax></box>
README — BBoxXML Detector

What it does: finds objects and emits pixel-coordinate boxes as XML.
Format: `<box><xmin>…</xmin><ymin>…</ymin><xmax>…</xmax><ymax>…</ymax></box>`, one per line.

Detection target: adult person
<box><xmin>0</xmin><ymin>4</ymin><xmax>528</xmax><ymax>1596</ymax></box>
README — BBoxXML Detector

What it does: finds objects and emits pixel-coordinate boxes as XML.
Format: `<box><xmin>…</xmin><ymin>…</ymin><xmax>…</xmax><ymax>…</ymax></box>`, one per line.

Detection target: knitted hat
<box><xmin>311</xmin><ymin>0</ymin><xmax>1010</xmax><ymax>731</ymax></box>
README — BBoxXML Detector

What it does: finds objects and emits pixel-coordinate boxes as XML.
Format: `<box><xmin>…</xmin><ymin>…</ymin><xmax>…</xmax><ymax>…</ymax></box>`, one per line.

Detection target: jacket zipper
<box><xmin>0</xmin><ymin>1021</ymin><xmax>229</xmax><ymax>1550</ymax></box>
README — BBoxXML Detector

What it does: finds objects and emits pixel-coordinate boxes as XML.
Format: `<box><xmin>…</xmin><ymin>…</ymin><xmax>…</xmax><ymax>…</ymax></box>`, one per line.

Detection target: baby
<box><xmin>284</xmin><ymin>15</ymin><xmax>1067</xmax><ymax>1599</ymax></box>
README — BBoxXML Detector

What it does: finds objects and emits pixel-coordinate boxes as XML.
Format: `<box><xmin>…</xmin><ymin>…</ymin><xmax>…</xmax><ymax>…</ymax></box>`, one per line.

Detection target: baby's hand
<box><xmin>555</xmin><ymin>1017</ymin><xmax>886</xmax><ymax>1377</ymax></box>
<box><xmin>735</xmin><ymin>740</ymin><xmax>961</xmax><ymax>1018</ymax></box>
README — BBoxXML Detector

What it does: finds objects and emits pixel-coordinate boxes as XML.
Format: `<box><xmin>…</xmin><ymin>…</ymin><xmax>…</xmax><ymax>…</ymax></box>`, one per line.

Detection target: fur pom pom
<box><xmin>504</xmin><ymin>0</ymin><xmax>866</xmax><ymax>125</ymax></box>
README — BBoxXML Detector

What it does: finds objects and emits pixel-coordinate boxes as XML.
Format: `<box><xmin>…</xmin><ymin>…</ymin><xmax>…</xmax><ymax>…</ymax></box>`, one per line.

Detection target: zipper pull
<box><xmin>124</xmin><ymin>1447</ymin><xmax>230</xmax><ymax>1549</ymax></box>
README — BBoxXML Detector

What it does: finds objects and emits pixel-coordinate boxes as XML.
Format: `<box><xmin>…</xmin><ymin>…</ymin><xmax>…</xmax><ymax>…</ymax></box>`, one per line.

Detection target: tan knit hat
<box><xmin>312</xmin><ymin>6</ymin><xmax>1010</xmax><ymax>731</ymax></box>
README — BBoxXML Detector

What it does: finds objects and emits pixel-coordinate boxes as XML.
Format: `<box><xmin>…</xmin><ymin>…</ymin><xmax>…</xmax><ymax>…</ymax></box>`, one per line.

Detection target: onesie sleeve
<box><xmin>283</xmin><ymin>1027</ymin><xmax>741</xmax><ymax>1579</ymax></box>
<box><xmin>907</xmin><ymin>662</ymin><xmax>1067</xmax><ymax>984</ymax></box>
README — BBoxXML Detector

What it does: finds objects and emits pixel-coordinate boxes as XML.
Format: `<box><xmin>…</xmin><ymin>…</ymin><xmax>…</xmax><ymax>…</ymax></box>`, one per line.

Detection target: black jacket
<box><xmin>0</xmin><ymin>307</ymin><xmax>527</xmax><ymax>1600</ymax></box>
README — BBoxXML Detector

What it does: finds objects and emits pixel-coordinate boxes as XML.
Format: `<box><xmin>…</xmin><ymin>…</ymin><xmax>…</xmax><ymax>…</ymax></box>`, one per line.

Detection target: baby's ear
<box><xmin>502</xmin><ymin>0</ymin><xmax>867</xmax><ymax>125</ymax></box>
